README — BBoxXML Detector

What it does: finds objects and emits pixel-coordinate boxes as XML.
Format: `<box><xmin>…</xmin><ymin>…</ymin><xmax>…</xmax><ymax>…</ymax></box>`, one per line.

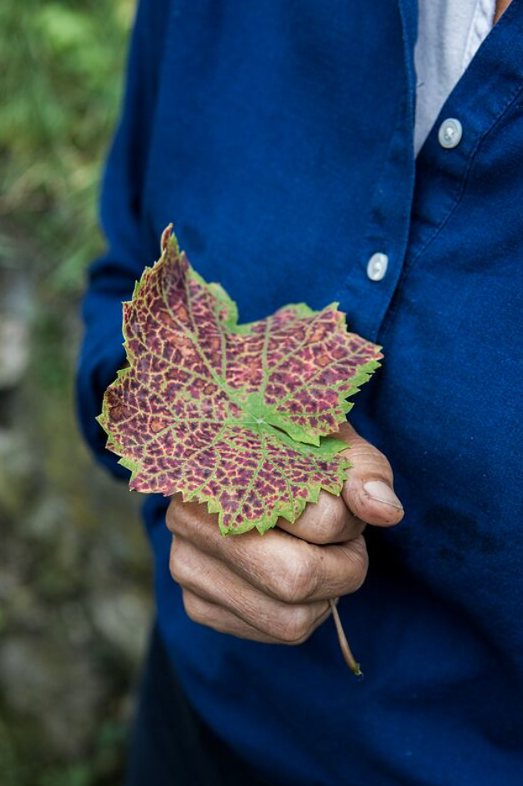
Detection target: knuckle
<box><xmin>313</xmin><ymin>495</ymin><xmax>346</xmax><ymax>542</ymax></box>
<box><xmin>345</xmin><ymin>537</ymin><xmax>369</xmax><ymax>592</ymax></box>
<box><xmin>326</xmin><ymin>502</ymin><xmax>349</xmax><ymax>540</ymax></box>
<box><xmin>169</xmin><ymin>545</ymin><xmax>180</xmax><ymax>583</ymax></box>
<box><xmin>182</xmin><ymin>590</ymin><xmax>206</xmax><ymax>624</ymax></box>
<box><xmin>277</xmin><ymin>554</ymin><xmax>316</xmax><ymax>603</ymax></box>
<box><xmin>348</xmin><ymin>442</ymin><xmax>394</xmax><ymax>484</ymax></box>
<box><xmin>168</xmin><ymin>538</ymin><xmax>194</xmax><ymax>587</ymax></box>
<box><xmin>278</xmin><ymin>606</ymin><xmax>315</xmax><ymax>644</ymax></box>
<box><xmin>165</xmin><ymin>495</ymin><xmax>186</xmax><ymax>533</ymax></box>
<box><xmin>169</xmin><ymin>550</ymin><xmax>185</xmax><ymax>586</ymax></box>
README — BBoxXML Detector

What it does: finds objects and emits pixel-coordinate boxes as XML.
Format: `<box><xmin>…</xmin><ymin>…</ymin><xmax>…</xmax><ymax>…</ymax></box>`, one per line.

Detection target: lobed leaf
<box><xmin>99</xmin><ymin>226</ymin><xmax>382</xmax><ymax>534</ymax></box>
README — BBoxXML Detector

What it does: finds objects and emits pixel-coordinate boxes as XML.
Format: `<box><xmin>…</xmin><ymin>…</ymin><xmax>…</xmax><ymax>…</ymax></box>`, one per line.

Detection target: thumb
<box><xmin>337</xmin><ymin>421</ymin><xmax>404</xmax><ymax>527</ymax></box>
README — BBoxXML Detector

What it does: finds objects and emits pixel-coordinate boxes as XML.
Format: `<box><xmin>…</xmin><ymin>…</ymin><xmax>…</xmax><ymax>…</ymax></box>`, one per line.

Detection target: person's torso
<box><xmin>137</xmin><ymin>1</ymin><xmax>523</xmax><ymax>783</ymax></box>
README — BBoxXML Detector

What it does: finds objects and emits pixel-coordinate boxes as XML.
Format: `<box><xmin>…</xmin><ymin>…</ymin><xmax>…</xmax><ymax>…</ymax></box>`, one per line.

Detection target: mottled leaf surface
<box><xmin>99</xmin><ymin>226</ymin><xmax>382</xmax><ymax>534</ymax></box>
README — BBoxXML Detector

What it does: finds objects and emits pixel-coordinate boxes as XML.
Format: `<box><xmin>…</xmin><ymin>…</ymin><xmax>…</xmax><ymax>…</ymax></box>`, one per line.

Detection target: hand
<box><xmin>166</xmin><ymin>422</ymin><xmax>404</xmax><ymax>644</ymax></box>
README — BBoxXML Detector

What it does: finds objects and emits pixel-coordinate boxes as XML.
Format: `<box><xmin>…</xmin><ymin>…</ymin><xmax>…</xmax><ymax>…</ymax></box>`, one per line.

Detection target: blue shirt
<box><xmin>77</xmin><ymin>1</ymin><xmax>523</xmax><ymax>783</ymax></box>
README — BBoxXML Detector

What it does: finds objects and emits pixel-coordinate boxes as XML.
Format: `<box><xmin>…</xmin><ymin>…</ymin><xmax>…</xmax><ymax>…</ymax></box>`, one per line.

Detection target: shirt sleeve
<box><xmin>76</xmin><ymin>0</ymin><xmax>171</xmax><ymax>478</ymax></box>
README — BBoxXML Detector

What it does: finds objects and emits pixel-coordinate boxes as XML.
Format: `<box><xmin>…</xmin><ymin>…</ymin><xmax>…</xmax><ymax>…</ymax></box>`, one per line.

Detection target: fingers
<box><xmin>181</xmin><ymin>589</ymin><xmax>332</xmax><ymax>644</ymax></box>
<box><xmin>277</xmin><ymin>489</ymin><xmax>365</xmax><ymax>544</ymax></box>
<box><xmin>167</xmin><ymin>497</ymin><xmax>369</xmax><ymax>604</ymax></box>
<box><xmin>181</xmin><ymin>590</ymin><xmax>281</xmax><ymax>643</ymax></box>
<box><xmin>337</xmin><ymin>421</ymin><xmax>404</xmax><ymax>527</ymax></box>
<box><xmin>166</xmin><ymin>420</ymin><xmax>402</xmax><ymax>647</ymax></box>
<box><xmin>171</xmin><ymin>536</ymin><xmax>331</xmax><ymax>644</ymax></box>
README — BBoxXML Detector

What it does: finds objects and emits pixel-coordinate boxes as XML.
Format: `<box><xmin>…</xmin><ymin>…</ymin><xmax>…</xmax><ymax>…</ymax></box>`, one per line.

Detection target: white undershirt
<box><xmin>414</xmin><ymin>0</ymin><xmax>496</xmax><ymax>156</ymax></box>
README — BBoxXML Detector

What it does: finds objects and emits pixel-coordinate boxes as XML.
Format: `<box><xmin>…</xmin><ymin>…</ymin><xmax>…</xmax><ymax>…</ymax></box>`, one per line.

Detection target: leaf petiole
<box><xmin>329</xmin><ymin>599</ymin><xmax>363</xmax><ymax>679</ymax></box>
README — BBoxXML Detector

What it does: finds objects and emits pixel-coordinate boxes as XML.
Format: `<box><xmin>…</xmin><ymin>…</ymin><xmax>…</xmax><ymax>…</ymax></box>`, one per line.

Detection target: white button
<box><xmin>438</xmin><ymin>118</ymin><xmax>463</xmax><ymax>149</ymax></box>
<box><xmin>367</xmin><ymin>252</ymin><xmax>388</xmax><ymax>281</ymax></box>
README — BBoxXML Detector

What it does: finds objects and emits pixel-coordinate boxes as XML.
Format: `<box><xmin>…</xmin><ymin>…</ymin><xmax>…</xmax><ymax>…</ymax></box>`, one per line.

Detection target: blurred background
<box><xmin>0</xmin><ymin>2</ymin><xmax>153</xmax><ymax>784</ymax></box>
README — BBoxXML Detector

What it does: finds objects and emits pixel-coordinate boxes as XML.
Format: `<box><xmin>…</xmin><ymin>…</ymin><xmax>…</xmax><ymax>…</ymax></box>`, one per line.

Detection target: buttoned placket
<box><xmin>349</xmin><ymin>0</ymin><xmax>523</xmax><ymax>345</ymax></box>
<box><xmin>405</xmin><ymin>3</ymin><xmax>523</xmax><ymax>281</ymax></box>
<box><xmin>343</xmin><ymin>0</ymin><xmax>417</xmax><ymax>342</ymax></box>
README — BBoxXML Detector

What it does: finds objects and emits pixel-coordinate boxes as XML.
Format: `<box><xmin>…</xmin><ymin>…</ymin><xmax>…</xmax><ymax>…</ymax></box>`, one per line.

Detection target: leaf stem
<box><xmin>329</xmin><ymin>599</ymin><xmax>363</xmax><ymax>678</ymax></box>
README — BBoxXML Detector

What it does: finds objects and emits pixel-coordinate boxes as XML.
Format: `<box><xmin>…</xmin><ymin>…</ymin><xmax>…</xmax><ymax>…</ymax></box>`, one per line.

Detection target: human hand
<box><xmin>166</xmin><ymin>422</ymin><xmax>403</xmax><ymax>645</ymax></box>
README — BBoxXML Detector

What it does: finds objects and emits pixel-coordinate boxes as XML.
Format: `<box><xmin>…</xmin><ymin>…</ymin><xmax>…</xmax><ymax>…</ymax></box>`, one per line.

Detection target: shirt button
<box><xmin>438</xmin><ymin>118</ymin><xmax>463</xmax><ymax>149</ymax></box>
<box><xmin>366</xmin><ymin>252</ymin><xmax>388</xmax><ymax>281</ymax></box>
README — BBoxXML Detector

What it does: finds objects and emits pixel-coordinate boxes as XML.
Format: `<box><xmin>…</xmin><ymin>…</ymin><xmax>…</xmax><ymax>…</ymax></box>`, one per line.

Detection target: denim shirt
<box><xmin>77</xmin><ymin>1</ymin><xmax>523</xmax><ymax>783</ymax></box>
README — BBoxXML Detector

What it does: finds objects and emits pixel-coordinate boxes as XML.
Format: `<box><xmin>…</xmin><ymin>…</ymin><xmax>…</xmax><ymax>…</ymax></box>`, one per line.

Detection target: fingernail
<box><xmin>363</xmin><ymin>480</ymin><xmax>403</xmax><ymax>510</ymax></box>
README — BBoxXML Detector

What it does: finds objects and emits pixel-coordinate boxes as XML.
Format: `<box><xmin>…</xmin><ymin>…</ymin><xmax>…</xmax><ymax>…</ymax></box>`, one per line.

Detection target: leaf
<box><xmin>98</xmin><ymin>226</ymin><xmax>383</xmax><ymax>535</ymax></box>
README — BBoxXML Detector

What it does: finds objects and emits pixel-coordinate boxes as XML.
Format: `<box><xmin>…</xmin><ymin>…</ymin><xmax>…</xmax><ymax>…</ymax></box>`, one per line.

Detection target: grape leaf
<box><xmin>98</xmin><ymin>226</ymin><xmax>382</xmax><ymax>535</ymax></box>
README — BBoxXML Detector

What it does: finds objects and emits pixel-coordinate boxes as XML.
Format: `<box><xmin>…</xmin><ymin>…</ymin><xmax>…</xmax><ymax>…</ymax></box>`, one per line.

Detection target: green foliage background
<box><xmin>0</xmin><ymin>4</ymin><xmax>153</xmax><ymax>786</ymax></box>
<box><xmin>0</xmin><ymin>0</ymin><xmax>133</xmax><ymax>290</ymax></box>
